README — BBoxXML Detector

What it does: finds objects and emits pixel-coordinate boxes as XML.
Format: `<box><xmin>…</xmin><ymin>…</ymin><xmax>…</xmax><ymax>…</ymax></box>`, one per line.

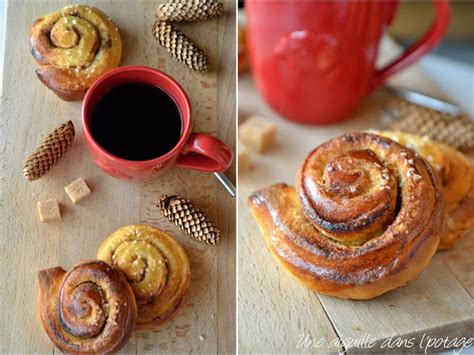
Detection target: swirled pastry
<box><xmin>30</xmin><ymin>5</ymin><xmax>122</xmax><ymax>101</ymax></box>
<box><xmin>38</xmin><ymin>260</ymin><xmax>137</xmax><ymax>353</ymax></box>
<box><xmin>376</xmin><ymin>131</ymin><xmax>474</xmax><ymax>250</ymax></box>
<box><xmin>248</xmin><ymin>132</ymin><xmax>445</xmax><ymax>299</ymax></box>
<box><xmin>97</xmin><ymin>225</ymin><xmax>190</xmax><ymax>331</ymax></box>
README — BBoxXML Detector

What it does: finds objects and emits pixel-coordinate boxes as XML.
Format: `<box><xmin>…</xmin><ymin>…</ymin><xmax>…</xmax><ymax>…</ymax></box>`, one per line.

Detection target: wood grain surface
<box><xmin>238</xmin><ymin>37</ymin><xmax>474</xmax><ymax>354</ymax></box>
<box><xmin>0</xmin><ymin>1</ymin><xmax>235</xmax><ymax>353</ymax></box>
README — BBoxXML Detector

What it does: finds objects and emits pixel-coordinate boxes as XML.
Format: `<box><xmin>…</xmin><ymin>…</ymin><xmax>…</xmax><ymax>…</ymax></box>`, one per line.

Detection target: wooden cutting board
<box><xmin>238</xmin><ymin>37</ymin><xmax>474</xmax><ymax>353</ymax></box>
<box><xmin>0</xmin><ymin>1</ymin><xmax>235</xmax><ymax>353</ymax></box>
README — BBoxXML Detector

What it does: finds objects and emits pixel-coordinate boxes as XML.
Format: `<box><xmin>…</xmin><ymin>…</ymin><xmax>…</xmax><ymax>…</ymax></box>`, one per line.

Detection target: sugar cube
<box><xmin>65</xmin><ymin>177</ymin><xmax>91</xmax><ymax>204</ymax></box>
<box><xmin>239</xmin><ymin>115</ymin><xmax>277</xmax><ymax>152</ymax></box>
<box><xmin>238</xmin><ymin>143</ymin><xmax>250</xmax><ymax>172</ymax></box>
<box><xmin>37</xmin><ymin>199</ymin><xmax>61</xmax><ymax>222</ymax></box>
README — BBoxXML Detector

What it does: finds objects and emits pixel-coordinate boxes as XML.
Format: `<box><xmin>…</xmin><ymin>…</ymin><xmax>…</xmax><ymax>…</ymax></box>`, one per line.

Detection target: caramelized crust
<box><xmin>97</xmin><ymin>225</ymin><xmax>190</xmax><ymax>331</ymax></box>
<box><xmin>249</xmin><ymin>132</ymin><xmax>445</xmax><ymax>299</ymax></box>
<box><xmin>376</xmin><ymin>131</ymin><xmax>474</xmax><ymax>250</ymax></box>
<box><xmin>29</xmin><ymin>5</ymin><xmax>122</xmax><ymax>101</ymax></box>
<box><xmin>38</xmin><ymin>260</ymin><xmax>137</xmax><ymax>353</ymax></box>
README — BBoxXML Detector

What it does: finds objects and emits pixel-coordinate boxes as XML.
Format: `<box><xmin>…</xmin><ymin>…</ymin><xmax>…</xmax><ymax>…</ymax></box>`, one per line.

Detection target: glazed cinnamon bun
<box><xmin>29</xmin><ymin>5</ymin><xmax>122</xmax><ymax>101</ymax></box>
<box><xmin>97</xmin><ymin>225</ymin><xmax>190</xmax><ymax>331</ymax></box>
<box><xmin>248</xmin><ymin>132</ymin><xmax>445</xmax><ymax>299</ymax></box>
<box><xmin>375</xmin><ymin>131</ymin><xmax>474</xmax><ymax>250</ymax></box>
<box><xmin>38</xmin><ymin>260</ymin><xmax>137</xmax><ymax>353</ymax></box>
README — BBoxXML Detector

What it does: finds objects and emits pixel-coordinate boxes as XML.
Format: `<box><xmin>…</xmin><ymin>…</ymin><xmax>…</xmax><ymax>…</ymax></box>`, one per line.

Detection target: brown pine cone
<box><xmin>386</xmin><ymin>98</ymin><xmax>474</xmax><ymax>152</ymax></box>
<box><xmin>157</xmin><ymin>0</ymin><xmax>224</xmax><ymax>23</ymax></box>
<box><xmin>23</xmin><ymin>121</ymin><xmax>75</xmax><ymax>181</ymax></box>
<box><xmin>159</xmin><ymin>194</ymin><xmax>220</xmax><ymax>245</ymax></box>
<box><xmin>152</xmin><ymin>21</ymin><xmax>209</xmax><ymax>72</ymax></box>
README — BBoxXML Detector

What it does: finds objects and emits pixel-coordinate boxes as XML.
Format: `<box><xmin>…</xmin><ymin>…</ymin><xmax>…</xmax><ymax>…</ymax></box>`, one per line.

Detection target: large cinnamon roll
<box><xmin>38</xmin><ymin>260</ymin><xmax>137</xmax><ymax>353</ymax></box>
<box><xmin>248</xmin><ymin>132</ymin><xmax>445</xmax><ymax>299</ymax></box>
<box><xmin>30</xmin><ymin>5</ymin><xmax>122</xmax><ymax>101</ymax></box>
<box><xmin>376</xmin><ymin>131</ymin><xmax>474</xmax><ymax>250</ymax></box>
<box><xmin>97</xmin><ymin>225</ymin><xmax>190</xmax><ymax>331</ymax></box>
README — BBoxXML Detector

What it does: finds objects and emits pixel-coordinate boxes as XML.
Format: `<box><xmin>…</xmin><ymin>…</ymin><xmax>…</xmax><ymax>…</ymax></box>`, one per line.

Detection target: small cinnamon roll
<box><xmin>375</xmin><ymin>130</ymin><xmax>474</xmax><ymax>250</ymax></box>
<box><xmin>29</xmin><ymin>5</ymin><xmax>122</xmax><ymax>100</ymax></box>
<box><xmin>97</xmin><ymin>225</ymin><xmax>190</xmax><ymax>331</ymax></box>
<box><xmin>38</xmin><ymin>260</ymin><xmax>137</xmax><ymax>353</ymax></box>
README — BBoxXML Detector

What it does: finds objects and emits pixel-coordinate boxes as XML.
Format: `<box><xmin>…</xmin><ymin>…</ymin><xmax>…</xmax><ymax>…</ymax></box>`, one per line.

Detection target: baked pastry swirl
<box><xmin>376</xmin><ymin>131</ymin><xmax>474</xmax><ymax>250</ymax></box>
<box><xmin>248</xmin><ymin>132</ymin><xmax>445</xmax><ymax>299</ymax></box>
<box><xmin>97</xmin><ymin>225</ymin><xmax>190</xmax><ymax>331</ymax></box>
<box><xmin>30</xmin><ymin>5</ymin><xmax>122</xmax><ymax>101</ymax></box>
<box><xmin>38</xmin><ymin>260</ymin><xmax>137</xmax><ymax>353</ymax></box>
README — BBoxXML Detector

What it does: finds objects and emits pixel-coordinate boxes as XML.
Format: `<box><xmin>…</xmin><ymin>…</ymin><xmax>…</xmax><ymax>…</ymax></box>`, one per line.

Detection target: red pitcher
<box><xmin>246</xmin><ymin>0</ymin><xmax>451</xmax><ymax>124</ymax></box>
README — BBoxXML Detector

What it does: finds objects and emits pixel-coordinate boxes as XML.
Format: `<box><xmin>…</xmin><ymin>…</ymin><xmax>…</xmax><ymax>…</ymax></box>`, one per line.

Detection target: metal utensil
<box><xmin>213</xmin><ymin>172</ymin><xmax>236</xmax><ymax>198</ymax></box>
<box><xmin>384</xmin><ymin>85</ymin><xmax>461</xmax><ymax>115</ymax></box>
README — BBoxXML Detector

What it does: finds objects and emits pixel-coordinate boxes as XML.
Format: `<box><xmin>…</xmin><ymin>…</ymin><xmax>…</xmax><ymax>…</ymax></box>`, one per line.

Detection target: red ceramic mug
<box><xmin>246</xmin><ymin>0</ymin><xmax>451</xmax><ymax>124</ymax></box>
<box><xmin>82</xmin><ymin>66</ymin><xmax>232</xmax><ymax>181</ymax></box>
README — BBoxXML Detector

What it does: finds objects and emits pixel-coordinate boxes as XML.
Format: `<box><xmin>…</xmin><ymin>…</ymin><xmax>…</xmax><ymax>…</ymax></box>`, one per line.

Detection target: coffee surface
<box><xmin>90</xmin><ymin>83</ymin><xmax>182</xmax><ymax>161</ymax></box>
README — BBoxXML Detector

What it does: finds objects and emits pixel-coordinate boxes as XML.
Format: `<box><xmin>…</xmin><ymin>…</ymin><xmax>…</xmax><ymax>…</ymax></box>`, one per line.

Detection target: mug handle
<box><xmin>370</xmin><ymin>0</ymin><xmax>451</xmax><ymax>89</ymax></box>
<box><xmin>175</xmin><ymin>133</ymin><xmax>233</xmax><ymax>172</ymax></box>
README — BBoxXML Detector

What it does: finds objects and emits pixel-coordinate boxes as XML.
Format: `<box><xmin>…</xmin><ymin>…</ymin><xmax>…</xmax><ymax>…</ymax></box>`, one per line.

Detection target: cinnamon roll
<box><xmin>248</xmin><ymin>132</ymin><xmax>445</xmax><ymax>299</ymax></box>
<box><xmin>375</xmin><ymin>131</ymin><xmax>474</xmax><ymax>250</ymax></box>
<box><xmin>38</xmin><ymin>260</ymin><xmax>137</xmax><ymax>353</ymax></box>
<box><xmin>97</xmin><ymin>225</ymin><xmax>190</xmax><ymax>331</ymax></box>
<box><xmin>30</xmin><ymin>5</ymin><xmax>122</xmax><ymax>101</ymax></box>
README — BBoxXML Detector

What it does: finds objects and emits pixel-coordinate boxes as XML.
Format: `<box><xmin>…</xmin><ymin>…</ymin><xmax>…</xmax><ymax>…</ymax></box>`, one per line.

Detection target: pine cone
<box><xmin>159</xmin><ymin>194</ymin><xmax>220</xmax><ymax>245</ymax></box>
<box><xmin>152</xmin><ymin>21</ymin><xmax>209</xmax><ymax>72</ymax></box>
<box><xmin>23</xmin><ymin>121</ymin><xmax>75</xmax><ymax>181</ymax></box>
<box><xmin>157</xmin><ymin>0</ymin><xmax>224</xmax><ymax>23</ymax></box>
<box><xmin>387</xmin><ymin>98</ymin><xmax>474</xmax><ymax>151</ymax></box>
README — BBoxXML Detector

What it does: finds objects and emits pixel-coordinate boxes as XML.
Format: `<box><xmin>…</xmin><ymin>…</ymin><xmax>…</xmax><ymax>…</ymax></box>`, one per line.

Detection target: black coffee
<box><xmin>90</xmin><ymin>83</ymin><xmax>182</xmax><ymax>161</ymax></box>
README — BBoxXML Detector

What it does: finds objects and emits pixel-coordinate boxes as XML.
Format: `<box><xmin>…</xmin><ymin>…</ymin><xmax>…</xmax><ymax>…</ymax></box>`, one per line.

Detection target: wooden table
<box><xmin>238</xmin><ymin>37</ymin><xmax>474</xmax><ymax>353</ymax></box>
<box><xmin>0</xmin><ymin>1</ymin><xmax>235</xmax><ymax>353</ymax></box>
